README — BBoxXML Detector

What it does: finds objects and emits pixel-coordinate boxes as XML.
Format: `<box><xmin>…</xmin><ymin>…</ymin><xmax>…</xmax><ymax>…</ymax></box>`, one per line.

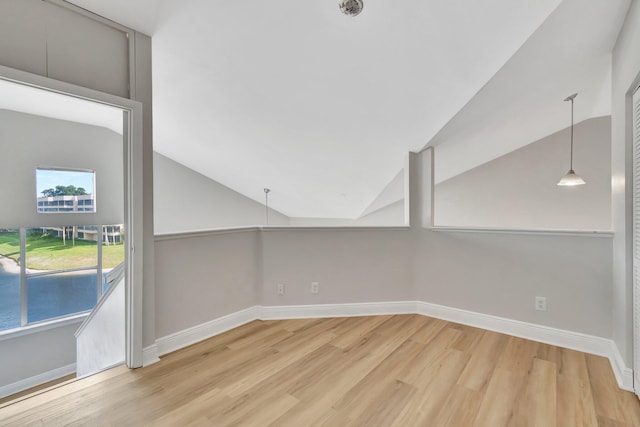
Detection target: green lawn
<box><xmin>0</xmin><ymin>230</ymin><xmax>124</xmax><ymax>271</ymax></box>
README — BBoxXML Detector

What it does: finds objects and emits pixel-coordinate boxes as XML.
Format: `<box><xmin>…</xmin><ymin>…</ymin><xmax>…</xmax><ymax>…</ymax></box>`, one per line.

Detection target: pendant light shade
<box><xmin>557</xmin><ymin>93</ymin><xmax>586</xmax><ymax>186</ymax></box>
<box><xmin>557</xmin><ymin>169</ymin><xmax>586</xmax><ymax>186</ymax></box>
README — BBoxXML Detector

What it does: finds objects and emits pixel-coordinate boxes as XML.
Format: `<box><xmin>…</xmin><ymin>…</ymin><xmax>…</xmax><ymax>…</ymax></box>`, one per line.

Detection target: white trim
<box><xmin>258</xmin><ymin>301</ymin><xmax>416</xmax><ymax>320</ymax></box>
<box><xmin>149</xmin><ymin>301</ymin><xmax>632</xmax><ymax>392</ymax></box>
<box><xmin>155</xmin><ymin>226</ymin><xmax>260</xmax><ymax>241</ymax></box>
<box><xmin>155</xmin><ymin>226</ymin><xmax>410</xmax><ymax>241</ymax></box>
<box><xmin>75</xmin><ymin>362</ymin><xmax>124</xmax><ymax>381</ymax></box>
<box><xmin>610</xmin><ymin>339</ymin><xmax>635</xmax><ymax>392</ymax></box>
<box><xmin>632</xmin><ymin>82</ymin><xmax>640</xmax><ymax>398</ymax></box>
<box><xmin>261</xmin><ymin>226</ymin><xmax>410</xmax><ymax>232</ymax></box>
<box><xmin>0</xmin><ymin>363</ymin><xmax>75</xmax><ymax>400</ymax></box>
<box><xmin>0</xmin><ymin>315</ymin><xmax>87</xmax><ymax>342</ymax></box>
<box><xmin>430</xmin><ymin>226</ymin><xmax>613</xmax><ymax>238</ymax></box>
<box><xmin>156</xmin><ymin>226</ymin><xmax>610</xmax><ymax>243</ymax></box>
<box><xmin>155</xmin><ymin>306</ymin><xmax>260</xmax><ymax>357</ymax></box>
<box><xmin>142</xmin><ymin>344</ymin><xmax>160</xmax><ymax>367</ymax></box>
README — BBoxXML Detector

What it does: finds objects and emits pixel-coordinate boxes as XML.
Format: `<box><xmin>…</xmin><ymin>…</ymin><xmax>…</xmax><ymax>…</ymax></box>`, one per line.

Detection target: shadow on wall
<box><xmin>433</xmin><ymin>116</ymin><xmax>611</xmax><ymax>231</ymax></box>
<box><xmin>153</xmin><ymin>152</ymin><xmax>406</xmax><ymax>233</ymax></box>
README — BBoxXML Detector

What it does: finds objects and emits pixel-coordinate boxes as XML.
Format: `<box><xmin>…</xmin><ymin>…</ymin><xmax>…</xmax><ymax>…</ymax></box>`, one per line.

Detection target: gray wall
<box><xmin>153</xmin><ymin>150</ymin><xmax>613</xmax><ymax>345</ymax></box>
<box><xmin>0</xmin><ymin>0</ymin><xmax>129</xmax><ymax>98</ymax></box>
<box><xmin>261</xmin><ymin>228</ymin><xmax>414</xmax><ymax>306</ymax></box>
<box><xmin>288</xmin><ymin>200</ymin><xmax>405</xmax><ymax>227</ymax></box>
<box><xmin>435</xmin><ymin>117</ymin><xmax>611</xmax><ymax>230</ymax></box>
<box><xmin>154</xmin><ymin>226</ymin><xmax>612</xmax><ymax>341</ymax></box>
<box><xmin>0</xmin><ymin>321</ymin><xmax>81</xmax><ymax>387</ymax></box>
<box><xmin>414</xmin><ymin>229</ymin><xmax>612</xmax><ymax>337</ymax></box>
<box><xmin>0</xmin><ymin>110</ymin><xmax>123</xmax><ymax>228</ymax></box>
<box><xmin>153</xmin><ymin>152</ymin><xmax>289</xmax><ymax>233</ymax></box>
<box><xmin>133</xmin><ymin>32</ymin><xmax>156</xmax><ymax>350</ymax></box>
<box><xmin>612</xmin><ymin>1</ymin><xmax>640</xmax><ymax>367</ymax></box>
<box><xmin>154</xmin><ymin>230</ymin><xmax>260</xmax><ymax>338</ymax></box>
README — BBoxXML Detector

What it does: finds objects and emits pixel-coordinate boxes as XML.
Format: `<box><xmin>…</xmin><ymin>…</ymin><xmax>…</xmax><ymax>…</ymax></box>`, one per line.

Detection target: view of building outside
<box><xmin>36</xmin><ymin>168</ymin><xmax>96</xmax><ymax>214</ymax></box>
<box><xmin>37</xmin><ymin>194</ymin><xmax>95</xmax><ymax>213</ymax></box>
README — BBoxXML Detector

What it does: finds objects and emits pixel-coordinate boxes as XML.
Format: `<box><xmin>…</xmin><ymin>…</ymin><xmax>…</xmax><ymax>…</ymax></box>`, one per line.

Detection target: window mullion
<box><xmin>19</xmin><ymin>227</ymin><xmax>27</xmax><ymax>327</ymax></box>
<box><xmin>97</xmin><ymin>224</ymin><xmax>103</xmax><ymax>299</ymax></box>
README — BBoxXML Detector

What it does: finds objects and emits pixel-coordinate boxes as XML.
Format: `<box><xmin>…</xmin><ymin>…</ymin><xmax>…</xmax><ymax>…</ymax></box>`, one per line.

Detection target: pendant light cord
<box><xmin>570</xmin><ymin>96</ymin><xmax>574</xmax><ymax>170</ymax></box>
<box><xmin>564</xmin><ymin>93</ymin><xmax>577</xmax><ymax>171</ymax></box>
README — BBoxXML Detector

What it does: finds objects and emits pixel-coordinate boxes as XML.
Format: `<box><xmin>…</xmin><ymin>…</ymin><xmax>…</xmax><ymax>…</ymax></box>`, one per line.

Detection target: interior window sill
<box><xmin>429</xmin><ymin>226</ymin><xmax>613</xmax><ymax>237</ymax></box>
<box><xmin>0</xmin><ymin>313</ymin><xmax>89</xmax><ymax>342</ymax></box>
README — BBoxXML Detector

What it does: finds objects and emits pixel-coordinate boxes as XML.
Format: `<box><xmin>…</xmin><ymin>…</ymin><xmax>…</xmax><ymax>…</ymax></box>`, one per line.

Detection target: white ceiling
<box><xmin>0</xmin><ymin>79</ymin><xmax>123</xmax><ymax>134</ymax></box>
<box><xmin>68</xmin><ymin>0</ymin><xmax>630</xmax><ymax>218</ymax></box>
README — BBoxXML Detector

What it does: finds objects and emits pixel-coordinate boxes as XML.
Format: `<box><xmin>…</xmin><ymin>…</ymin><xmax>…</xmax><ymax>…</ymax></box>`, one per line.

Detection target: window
<box><xmin>36</xmin><ymin>168</ymin><xmax>96</xmax><ymax>213</ymax></box>
<box><xmin>0</xmin><ymin>224</ymin><xmax>124</xmax><ymax>332</ymax></box>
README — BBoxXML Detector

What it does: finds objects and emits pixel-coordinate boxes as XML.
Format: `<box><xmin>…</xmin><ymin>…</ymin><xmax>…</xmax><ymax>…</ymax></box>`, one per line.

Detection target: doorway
<box><xmin>0</xmin><ymin>64</ymin><xmax>143</xmax><ymax>371</ymax></box>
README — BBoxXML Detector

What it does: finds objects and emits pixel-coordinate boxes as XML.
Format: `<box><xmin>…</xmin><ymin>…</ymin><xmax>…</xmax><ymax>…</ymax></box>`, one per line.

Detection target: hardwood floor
<box><xmin>2</xmin><ymin>315</ymin><xmax>640</xmax><ymax>426</ymax></box>
<box><xmin>0</xmin><ymin>374</ymin><xmax>75</xmax><ymax>406</ymax></box>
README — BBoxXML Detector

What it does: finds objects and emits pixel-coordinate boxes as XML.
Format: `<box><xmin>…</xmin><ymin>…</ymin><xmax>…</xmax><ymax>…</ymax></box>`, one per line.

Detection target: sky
<box><xmin>36</xmin><ymin>169</ymin><xmax>95</xmax><ymax>195</ymax></box>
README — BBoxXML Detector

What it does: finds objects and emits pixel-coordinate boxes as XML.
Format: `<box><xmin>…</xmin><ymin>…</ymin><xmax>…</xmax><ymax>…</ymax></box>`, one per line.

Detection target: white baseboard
<box><xmin>155</xmin><ymin>306</ymin><xmax>260</xmax><ymax>357</ymax></box>
<box><xmin>150</xmin><ymin>301</ymin><xmax>633</xmax><ymax>392</ymax></box>
<box><xmin>415</xmin><ymin>301</ymin><xmax>633</xmax><ymax>392</ymax></box>
<box><xmin>609</xmin><ymin>340</ymin><xmax>634</xmax><ymax>392</ymax></box>
<box><xmin>258</xmin><ymin>301</ymin><xmax>416</xmax><ymax>320</ymax></box>
<box><xmin>0</xmin><ymin>363</ymin><xmax>76</xmax><ymax>400</ymax></box>
<box><xmin>142</xmin><ymin>344</ymin><xmax>160</xmax><ymax>367</ymax></box>
<box><xmin>416</xmin><ymin>301</ymin><xmax>612</xmax><ymax>356</ymax></box>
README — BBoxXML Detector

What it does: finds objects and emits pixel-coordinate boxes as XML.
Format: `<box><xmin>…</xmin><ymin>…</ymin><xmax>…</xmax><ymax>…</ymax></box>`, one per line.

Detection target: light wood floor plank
<box><xmin>457</xmin><ymin>330</ymin><xmax>508</xmax><ymax>392</ymax></box>
<box><xmin>556</xmin><ymin>373</ymin><xmax>599</xmax><ymax>427</ymax></box>
<box><xmin>324</xmin><ymin>315</ymin><xmax>391</xmax><ymax>349</ymax></box>
<box><xmin>408</xmin><ymin>316</ymin><xmax>448</xmax><ymax>344</ymax></box>
<box><xmin>508</xmin><ymin>357</ymin><xmax>557</xmax><ymax>427</ymax></box>
<box><xmin>498</xmin><ymin>335</ymin><xmax>540</xmax><ymax>376</ymax></box>
<box><xmin>472</xmin><ymin>367</ymin><xmax>524</xmax><ymax>427</ymax></box>
<box><xmin>1</xmin><ymin>314</ymin><xmax>639</xmax><ymax>427</ymax></box>
<box><xmin>432</xmin><ymin>384</ymin><xmax>483</xmax><ymax>427</ymax></box>
<box><xmin>390</xmin><ymin>348</ymin><xmax>471</xmax><ymax>426</ymax></box>
<box><xmin>349</xmin><ymin>379</ymin><xmax>416</xmax><ymax>426</ymax></box>
<box><xmin>396</xmin><ymin>326</ymin><xmax>463</xmax><ymax>386</ymax></box>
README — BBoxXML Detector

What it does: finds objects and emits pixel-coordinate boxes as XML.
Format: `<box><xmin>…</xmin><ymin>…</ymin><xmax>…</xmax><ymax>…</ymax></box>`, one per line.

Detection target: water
<box><xmin>0</xmin><ymin>260</ymin><xmax>98</xmax><ymax>331</ymax></box>
<box><xmin>0</xmin><ymin>263</ymin><xmax>20</xmax><ymax>330</ymax></box>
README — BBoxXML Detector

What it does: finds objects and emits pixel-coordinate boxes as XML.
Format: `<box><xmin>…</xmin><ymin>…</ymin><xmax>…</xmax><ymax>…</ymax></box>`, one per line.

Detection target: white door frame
<box><xmin>0</xmin><ymin>64</ymin><xmax>144</xmax><ymax>368</ymax></box>
<box><xmin>633</xmin><ymin>83</ymin><xmax>640</xmax><ymax>398</ymax></box>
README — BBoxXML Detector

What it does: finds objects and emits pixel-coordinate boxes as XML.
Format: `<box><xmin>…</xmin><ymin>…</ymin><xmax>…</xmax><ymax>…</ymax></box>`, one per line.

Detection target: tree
<box><xmin>41</xmin><ymin>185</ymin><xmax>88</xmax><ymax>197</ymax></box>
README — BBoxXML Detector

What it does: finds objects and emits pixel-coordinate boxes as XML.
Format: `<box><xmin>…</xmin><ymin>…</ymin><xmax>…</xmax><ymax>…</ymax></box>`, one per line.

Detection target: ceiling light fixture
<box><xmin>339</xmin><ymin>0</ymin><xmax>363</xmax><ymax>16</ymax></box>
<box><xmin>557</xmin><ymin>93</ymin><xmax>586</xmax><ymax>187</ymax></box>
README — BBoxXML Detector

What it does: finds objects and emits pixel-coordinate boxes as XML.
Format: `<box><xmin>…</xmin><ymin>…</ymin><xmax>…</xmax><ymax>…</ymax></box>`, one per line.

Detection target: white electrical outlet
<box><xmin>535</xmin><ymin>296</ymin><xmax>547</xmax><ymax>311</ymax></box>
<box><xmin>277</xmin><ymin>283</ymin><xmax>285</xmax><ymax>295</ymax></box>
<box><xmin>311</xmin><ymin>281</ymin><xmax>319</xmax><ymax>294</ymax></box>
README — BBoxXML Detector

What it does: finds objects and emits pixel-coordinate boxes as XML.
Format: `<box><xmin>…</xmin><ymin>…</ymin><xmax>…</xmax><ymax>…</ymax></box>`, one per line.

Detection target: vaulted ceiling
<box><xmin>70</xmin><ymin>0</ymin><xmax>631</xmax><ymax>218</ymax></box>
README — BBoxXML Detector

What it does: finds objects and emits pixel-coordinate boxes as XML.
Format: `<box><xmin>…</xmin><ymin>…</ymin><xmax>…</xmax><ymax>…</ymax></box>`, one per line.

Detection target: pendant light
<box><xmin>557</xmin><ymin>93</ymin><xmax>586</xmax><ymax>186</ymax></box>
